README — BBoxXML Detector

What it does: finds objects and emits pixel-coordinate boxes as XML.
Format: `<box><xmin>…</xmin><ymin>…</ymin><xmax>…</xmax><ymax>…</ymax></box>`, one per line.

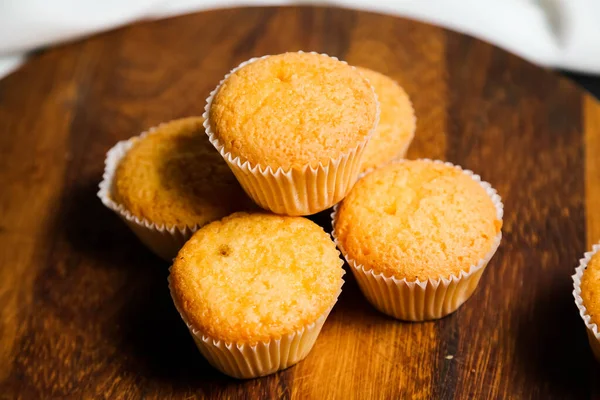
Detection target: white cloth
<box><xmin>1</xmin><ymin>0</ymin><xmax>600</xmax><ymax>79</ymax></box>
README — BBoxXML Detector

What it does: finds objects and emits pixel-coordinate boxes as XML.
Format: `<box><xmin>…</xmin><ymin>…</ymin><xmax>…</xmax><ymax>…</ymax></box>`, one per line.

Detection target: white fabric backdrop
<box><xmin>1</xmin><ymin>0</ymin><xmax>600</xmax><ymax>79</ymax></box>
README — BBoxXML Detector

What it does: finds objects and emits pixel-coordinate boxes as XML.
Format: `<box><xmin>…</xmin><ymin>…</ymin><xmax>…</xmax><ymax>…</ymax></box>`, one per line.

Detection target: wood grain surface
<box><xmin>1</xmin><ymin>6</ymin><xmax>599</xmax><ymax>399</ymax></box>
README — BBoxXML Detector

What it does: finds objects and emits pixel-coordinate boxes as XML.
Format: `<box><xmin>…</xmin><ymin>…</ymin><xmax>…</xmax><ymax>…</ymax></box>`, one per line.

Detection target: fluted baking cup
<box><xmin>332</xmin><ymin>159</ymin><xmax>504</xmax><ymax>321</ymax></box>
<box><xmin>98</xmin><ymin>127</ymin><xmax>200</xmax><ymax>261</ymax></box>
<box><xmin>203</xmin><ymin>51</ymin><xmax>380</xmax><ymax>216</ymax></box>
<box><xmin>168</xmin><ymin>274</ymin><xmax>343</xmax><ymax>379</ymax></box>
<box><xmin>573</xmin><ymin>243</ymin><xmax>600</xmax><ymax>361</ymax></box>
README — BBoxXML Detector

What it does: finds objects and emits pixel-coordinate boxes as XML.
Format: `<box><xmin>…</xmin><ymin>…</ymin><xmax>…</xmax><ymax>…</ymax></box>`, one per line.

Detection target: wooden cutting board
<box><xmin>1</xmin><ymin>6</ymin><xmax>599</xmax><ymax>399</ymax></box>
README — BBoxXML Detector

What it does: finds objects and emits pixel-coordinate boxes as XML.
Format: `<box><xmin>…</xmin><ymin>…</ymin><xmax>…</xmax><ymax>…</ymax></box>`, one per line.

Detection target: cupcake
<box><xmin>356</xmin><ymin>67</ymin><xmax>416</xmax><ymax>172</ymax></box>
<box><xmin>573</xmin><ymin>243</ymin><xmax>600</xmax><ymax>361</ymax></box>
<box><xmin>204</xmin><ymin>51</ymin><xmax>379</xmax><ymax>216</ymax></box>
<box><xmin>168</xmin><ymin>212</ymin><xmax>344</xmax><ymax>378</ymax></box>
<box><xmin>98</xmin><ymin>117</ymin><xmax>253</xmax><ymax>261</ymax></box>
<box><xmin>332</xmin><ymin>159</ymin><xmax>503</xmax><ymax>321</ymax></box>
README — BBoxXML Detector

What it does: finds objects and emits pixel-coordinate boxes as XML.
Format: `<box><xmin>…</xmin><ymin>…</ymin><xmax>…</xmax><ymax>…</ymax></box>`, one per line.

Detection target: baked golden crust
<box><xmin>335</xmin><ymin>160</ymin><xmax>501</xmax><ymax>281</ymax></box>
<box><xmin>582</xmin><ymin>252</ymin><xmax>600</xmax><ymax>327</ymax></box>
<box><xmin>208</xmin><ymin>52</ymin><xmax>378</xmax><ymax>169</ymax></box>
<box><xmin>169</xmin><ymin>212</ymin><xmax>344</xmax><ymax>344</ymax></box>
<box><xmin>112</xmin><ymin>117</ymin><xmax>252</xmax><ymax>227</ymax></box>
<box><xmin>356</xmin><ymin>67</ymin><xmax>415</xmax><ymax>172</ymax></box>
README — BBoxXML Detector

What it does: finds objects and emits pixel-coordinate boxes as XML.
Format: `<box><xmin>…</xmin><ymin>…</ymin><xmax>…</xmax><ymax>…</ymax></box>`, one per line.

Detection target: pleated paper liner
<box><xmin>331</xmin><ymin>159</ymin><xmax>504</xmax><ymax>321</ymax></box>
<box><xmin>98</xmin><ymin>126</ymin><xmax>200</xmax><ymax>261</ymax></box>
<box><xmin>572</xmin><ymin>243</ymin><xmax>600</xmax><ymax>361</ymax></box>
<box><xmin>167</xmin><ymin>273</ymin><xmax>344</xmax><ymax>379</ymax></box>
<box><xmin>203</xmin><ymin>51</ymin><xmax>380</xmax><ymax>216</ymax></box>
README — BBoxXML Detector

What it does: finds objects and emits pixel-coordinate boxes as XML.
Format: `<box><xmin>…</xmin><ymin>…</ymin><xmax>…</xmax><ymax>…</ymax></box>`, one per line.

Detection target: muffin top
<box><xmin>356</xmin><ymin>67</ymin><xmax>416</xmax><ymax>172</ymax></box>
<box><xmin>208</xmin><ymin>52</ymin><xmax>378</xmax><ymax>169</ymax></box>
<box><xmin>112</xmin><ymin>117</ymin><xmax>252</xmax><ymax>228</ymax></box>
<box><xmin>335</xmin><ymin>160</ymin><xmax>502</xmax><ymax>281</ymax></box>
<box><xmin>581</xmin><ymin>251</ymin><xmax>600</xmax><ymax>327</ymax></box>
<box><xmin>169</xmin><ymin>212</ymin><xmax>344</xmax><ymax>344</ymax></box>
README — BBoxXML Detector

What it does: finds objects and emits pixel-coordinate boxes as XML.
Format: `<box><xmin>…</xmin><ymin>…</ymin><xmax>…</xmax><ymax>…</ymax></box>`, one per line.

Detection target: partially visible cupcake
<box><xmin>98</xmin><ymin>117</ymin><xmax>254</xmax><ymax>260</ymax></box>
<box><xmin>573</xmin><ymin>243</ymin><xmax>600</xmax><ymax>361</ymax></box>
<box><xmin>169</xmin><ymin>212</ymin><xmax>344</xmax><ymax>378</ymax></box>
<box><xmin>204</xmin><ymin>51</ymin><xmax>379</xmax><ymax>216</ymax></box>
<box><xmin>332</xmin><ymin>159</ymin><xmax>503</xmax><ymax>321</ymax></box>
<box><xmin>356</xmin><ymin>67</ymin><xmax>416</xmax><ymax>172</ymax></box>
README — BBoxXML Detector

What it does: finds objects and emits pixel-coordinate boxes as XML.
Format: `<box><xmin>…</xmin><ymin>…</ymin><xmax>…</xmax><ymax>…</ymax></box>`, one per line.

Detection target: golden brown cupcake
<box><xmin>204</xmin><ymin>52</ymin><xmax>379</xmax><ymax>216</ymax></box>
<box><xmin>99</xmin><ymin>117</ymin><xmax>253</xmax><ymax>260</ymax></box>
<box><xmin>333</xmin><ymin>159</ymin><xmax>503</xmax><ymax>321</ymax></box>
<box><xmin>356</xmin><ymin>67</ymin><xmax>416</xmax><ymax>172</ymax></box>
<box><xmin>169</xmin><ymin>212</ymin><xmax>344</xmax><ymax>378</ymax></box>
<box><xmin>573</xmin><ymin>244</ymin><xmax>600</xmax><ymax>361</ymax></box>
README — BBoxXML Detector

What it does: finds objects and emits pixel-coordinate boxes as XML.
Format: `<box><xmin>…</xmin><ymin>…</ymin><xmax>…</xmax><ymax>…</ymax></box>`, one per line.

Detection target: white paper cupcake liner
<box><xmin>332</xmin><ymin>159</ymin><xmax>504</xmax><ymax>321</ymax></box>
<box><xmin>167</xmin><ymin>273</ymin><xmax>344</xmax><ymax>379</ymax></box>
<box><xmin>203</xmin><ymin>51</ymin><xmax>380</xmax><ymax>216</ymax></box>
<box><xmin>572</xmin><ymin>243</ymin><xmax>600</xmax><ymax>361</ymax></box>
<box><xmin>97</xmin><ymin>126</ymin><xmax>201</xmax><ymax>261</ymax></box>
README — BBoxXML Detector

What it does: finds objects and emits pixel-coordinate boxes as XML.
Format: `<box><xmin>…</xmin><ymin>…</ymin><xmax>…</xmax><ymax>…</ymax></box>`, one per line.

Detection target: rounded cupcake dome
<box><xmin>207</xmin><ymin>52</ymin><xmax>378</xmax><ymax>170</ymax></box>
<box><xmin>333</xmin><ymin>159</ymin><xmax>502</xmax><ymax>321</ymax></box>
<box><xmin>111</xmin><ymin>117</ymin><xmax>253</xmax><ymax>228</ymax></box>
<box><xmin>169</xmin><ymin>212</ymin><xmax>344</xmax><ymax>344</ymax></box>
<box><xmin>335</xmin><ymin>159</ymin><xmax>502</xmax><ymax>282</ymax></box>
<box><xmin>203</xmin><ymin>52</ymin><xmax>380</xmax><ymax>216</ymax></box>
<box><xmin>355</xmin><ymin>67</ymin><xmax>416</xmax><ymax>172</ymax></box>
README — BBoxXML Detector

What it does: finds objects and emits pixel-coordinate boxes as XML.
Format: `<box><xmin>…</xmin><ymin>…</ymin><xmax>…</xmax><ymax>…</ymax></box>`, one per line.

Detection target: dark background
<box><xmin>565</xmin><ymin>72</ymin><xmax>600</xmax><ymax>99</ymax></box>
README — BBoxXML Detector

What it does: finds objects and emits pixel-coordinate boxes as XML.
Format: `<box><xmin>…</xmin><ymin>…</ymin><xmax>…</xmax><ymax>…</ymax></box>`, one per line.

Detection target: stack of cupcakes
<box><xmin>99</xmin><ymin>51</ymin><xmax>505</xmax><ymax>379</ymax></box>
